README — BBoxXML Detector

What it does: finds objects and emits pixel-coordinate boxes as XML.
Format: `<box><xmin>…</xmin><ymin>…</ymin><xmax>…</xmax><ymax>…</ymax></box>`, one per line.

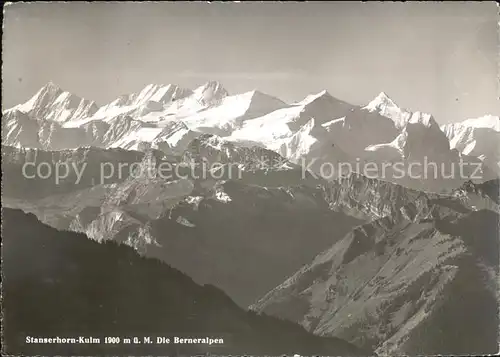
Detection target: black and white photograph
<box><xmin>2</xmin><ymin>2</ymin><xmax>499</xmax><ymax>356</ymax></box>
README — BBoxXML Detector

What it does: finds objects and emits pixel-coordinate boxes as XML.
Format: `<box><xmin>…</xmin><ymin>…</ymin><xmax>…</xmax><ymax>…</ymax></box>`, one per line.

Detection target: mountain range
<box><xmin>3</xmin><ymin>82</ymin><xmax>499</xmax><ymax>190</ymax></box>
<box><xmin>2</xmin><ymin>80</ymin><xmax>499</xmax><ymax>356</ymax></box>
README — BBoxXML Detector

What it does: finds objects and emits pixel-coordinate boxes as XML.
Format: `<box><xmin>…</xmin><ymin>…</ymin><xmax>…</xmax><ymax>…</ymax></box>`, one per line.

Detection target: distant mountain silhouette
<box><xmin>1</xmin><ymin>208</ymin><xmax>371</xmax><ymax>356</ymax></box>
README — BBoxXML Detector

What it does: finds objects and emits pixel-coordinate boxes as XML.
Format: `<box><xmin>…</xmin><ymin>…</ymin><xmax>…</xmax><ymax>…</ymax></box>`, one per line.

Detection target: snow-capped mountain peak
<box><xmin>363</xmin><ymin>91</ymin><xmax>409</xmax><ymax>126</ymax></box>
<box><xmin>33</xmin><ymin>81</ymin><xmax>63</xmax><ymax>96</ymax></box>
<box><xmin>90</xmin><ymin>84</ymin><xmax>194</xmax><ymax>121</ymax></box>
<box><xmin>246</xmin><ymin>89</ymin><xmax>284</xmax><ymax>103</ymax></box>
<box><xmin>4</xmin><ymin>80</ymin><xmax>498</xmax><ymax>185</ymax></box>
<box><xmin>13</xmin><ymin>82</ymin><xmax>98</xmax><ymax>123</ymax></box>
<box><xmin>459</xmin><ymin>115</ymin><xmax>500</xmax><ymax>132</ymax></box>
<box><xmin>408</xmin><ymin>111</ymin><xmax>438</xmax><ymax>127</ymax></box>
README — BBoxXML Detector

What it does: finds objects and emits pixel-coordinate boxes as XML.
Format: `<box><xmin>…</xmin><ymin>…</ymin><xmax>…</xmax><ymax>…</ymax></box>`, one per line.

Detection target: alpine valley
<box><xmin>2</xmin><ymin>81</ymin><xmax>499</xmax><ymax>356</ymax></box>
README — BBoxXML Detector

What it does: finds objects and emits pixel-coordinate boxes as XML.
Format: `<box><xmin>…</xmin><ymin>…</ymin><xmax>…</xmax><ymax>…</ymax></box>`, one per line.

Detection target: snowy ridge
<box><xmin>440</xmin><ymin>115</ymin><xmax>500</xmax><ymax>171</ymax></box>
<box><xmin>365</xmin><ymin>131</ymin><xmax>406</xmax><ymax>158</ymax></box>
<box><xmin>14</xmin><ymin>82</ymin><xmax>98</xmax><ymax>123</ymax></box>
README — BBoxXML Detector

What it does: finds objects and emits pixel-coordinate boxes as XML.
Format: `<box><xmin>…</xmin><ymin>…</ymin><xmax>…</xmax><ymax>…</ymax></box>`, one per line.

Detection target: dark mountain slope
<box><xmin>251</xmin><ymin>195</ymin><xmax>499</xmax><ymax>355</ymax></box>
<box><xmin>1</xmin><ymin>208</ymin><xmax>371</xmax><ymax>356</ymax></box>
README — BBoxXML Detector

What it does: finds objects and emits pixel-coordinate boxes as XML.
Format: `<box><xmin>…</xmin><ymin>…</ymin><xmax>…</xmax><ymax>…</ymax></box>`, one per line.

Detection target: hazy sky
<box><xmin>3</xmin><ymin>2</ymin><xmax>499</xmax><ymax>123</ymax></box>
